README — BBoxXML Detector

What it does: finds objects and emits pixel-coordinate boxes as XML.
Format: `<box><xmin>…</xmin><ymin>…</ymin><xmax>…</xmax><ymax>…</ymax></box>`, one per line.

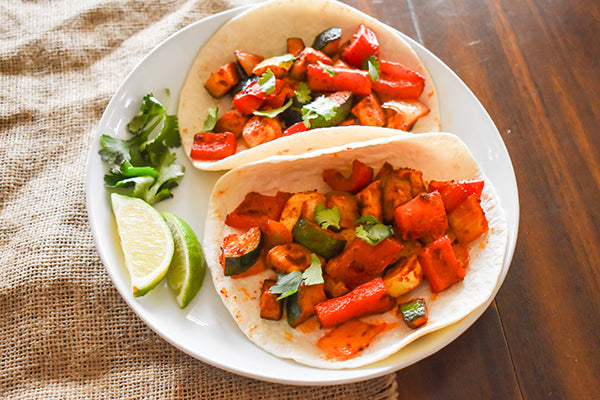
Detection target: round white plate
<box><xmin>86</xmin><ymin>5</ymin><xmax>519</xmax><ymax>386</ymax></box>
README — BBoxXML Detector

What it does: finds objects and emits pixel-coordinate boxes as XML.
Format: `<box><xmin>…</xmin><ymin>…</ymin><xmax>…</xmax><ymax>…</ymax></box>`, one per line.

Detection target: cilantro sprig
<box><xmin>314</xmin><ymin>204</ymin><xmax>341</xmax><ymax>230</ymax></box>
<box><xmin>355</xmin><ymin>215</ymin><xmax>393</xmax><ymax>245</ymax></box>
<box><xmin>363</xmin><ymin>55</ymin><xmax>380</xmax><ymax>82</ymax></box>
<box><xmin>269</xmin><ymin>254</ymin><xmax>324</xmax><ymax>300</ymax></box>
<box><xmin>99</xmin><ymin>90</ymin><xmax>184</xmax><ymax>204</ymax></box>
<box><xmin>301</xmin><ymin>95</ymin><xmax>339</xmax><ymax>128</ymax></box>
<box><xmin>253</xmin><ymin>99</ymin><xmax>293</xmax><ymax>118</ymax></box>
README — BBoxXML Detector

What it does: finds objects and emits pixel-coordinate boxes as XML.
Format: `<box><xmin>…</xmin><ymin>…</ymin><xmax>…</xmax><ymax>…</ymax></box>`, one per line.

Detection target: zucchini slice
<box><xmin>398</xmin><ymin>298</ymin><xmax>428</xmax><ymax>329</ymax></box>
<box><xmin>286</xmin><ymin>283</ymin><xmax>326</xmax><ymax>327</ymax></box>
<box><xmin>312</xmin><ymin>27</ymin><xmax>342</xmax><ymax>56</ymax></box>
<box><xmin>292</xmin><ymin>216</ymin><xmax>346</xmax><ymax>259</ymax></box>
<box><xmin>223</xmin><ymin>226</ymin><xmax>263</xmax><ymax>276</ymax></box>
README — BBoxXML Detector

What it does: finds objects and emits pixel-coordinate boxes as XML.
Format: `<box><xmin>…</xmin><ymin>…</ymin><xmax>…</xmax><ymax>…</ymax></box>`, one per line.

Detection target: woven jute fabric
<box><xmin>0</xmin><ymin>0</ymin><xmax>399</xmax><ymax>398</ymax></box>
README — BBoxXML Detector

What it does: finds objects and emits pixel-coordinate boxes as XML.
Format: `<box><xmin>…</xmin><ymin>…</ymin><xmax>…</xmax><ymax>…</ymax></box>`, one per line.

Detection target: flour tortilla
<box><xmin>203</xmin><ymin>130</ymin><xmax>508</xmax><ymax>369</ymax></box>
<box><xmin>179</xmin><ymin>0</ymin><xmax>440</xmax><ymax>171</ymax></box>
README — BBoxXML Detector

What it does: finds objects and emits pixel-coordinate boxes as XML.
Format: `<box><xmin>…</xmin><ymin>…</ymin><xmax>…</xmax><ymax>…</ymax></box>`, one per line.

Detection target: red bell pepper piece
<box><xmin>306</xmin><ymin>63</ymin><xmax>371</xmax><ymax>95</ymax></box>
<box><xmin>418</xmin><ymin>235</ymin><xmax>465</xmax><ymax>292</ymax></box>
<box><xmin>262</xmin><ymin>79</ymin><xmax>294</xmax><ymax>109</ymax></box>
<box><xmin>233</xmin><ymin>81</ymin><xmax>265</xmax><ymax>115</ymax></box>
<box><xmin>225</xmin><ymin>191</ymin><xmax>292</xmax><ymax>231</ymax></box>
<box><xmin>341</xmin><ymin>24</ymin><xmax>379</xmax><ymax>68</ymax></box>
<box><xmin>322</xmin><ymin>159</ymin><xmax>373</xmax><ymax>194</ymax></box>
<box><xmin>379</xmin><ymin>60</ymin><xmax>425</xmax><ymax>83</ymax></box>
<box><xmin>190</xmin><ymin>132</ymin><xmax>237</xmax><ymax>161</ymax></box>
<box><xmin>283</xmin><ymin>121</ymin><xmax>310</xmax><ymax>136</ymax></box>
<box><xmin>428</xmin><ymin>180</ymin><xmax>485</xmax><ymax>212</ymax></box>
<box><xmin>325</xmin><ymin>237</ymin><xmax>403</xmax><ymax>289</ymax></box>
<box><xmin>394</xmin><ymin>191</ymin><xmax>449</xmax><ymax>240</ymax></box>
<box><xmin>373</xmin><ymin>77</ymin><xmax>424</xmax><ymax>99</ymax></box>
<box><xmin>315</xmin><ymin>278</ymin><xmax>393</xmax><ymax>328</ymax></box>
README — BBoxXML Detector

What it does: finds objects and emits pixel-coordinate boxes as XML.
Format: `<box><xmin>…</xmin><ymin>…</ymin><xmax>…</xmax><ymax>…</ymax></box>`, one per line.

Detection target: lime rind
<box><xmin>111</xmin><ymin>193</ymin><xmax>174</xmax><ymax>297</ymax></box>
<box><xmin>162</xmin><ymin>212</ymin><xmax>206</xmax><ymax>308</ymax></box>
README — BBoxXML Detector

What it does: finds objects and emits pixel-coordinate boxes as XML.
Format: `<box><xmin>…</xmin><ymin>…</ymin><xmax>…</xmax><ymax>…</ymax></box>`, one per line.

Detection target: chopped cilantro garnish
<box><xmin>202</xmin><ymin>107</ymin><xmax>219</xmax><ymax>132</ymax></box>
<box><xmin>272</xmin><ymin>53</ymin><xmax>297</xmax><ymax>69</ymax></box>
<box><xmin>294</xmin><ymin>82</ymin><xmax>312</xmax><ymax>104</ymax></box>
<box><xmin>99</xmin><ymin>90</ymin><xmax>184</xmax><ymax>204</ymax></box>
<box><xmin>270</xmin><ymin>254</ymin><xmax>324</xmax><ymax>300</ymax></box>
<box><xmin>301</xmin><ymin>95</ymin><xmax>339</xmax><ymax>128</ymax></box>
<box><xmin>253</xmin><ymin>99</ymin><xmax>293</xmax><ymax>118</ymax></box>
<box><xmin>258</xmin><ymin>69</ymin><xmax>277</xmax><ymax>94</ymax></box>
<box><xmin>355</xmin><ymin>215</ymin><xmax>393</xmax><ymax>245</ymax></box>
<box><xmin>363</xmin><ymin>55</ymin><xmax>380</xmax><ymax>82</ymax></box>
<box><xmin>318</xmin><ymin>61</ymin><xmax>338</xmax><ymax>77</ymax></box>
<box><xmin>314</xmin><ymin>204</ymin><xmax>341</xmax><ymax>230</ymax></box>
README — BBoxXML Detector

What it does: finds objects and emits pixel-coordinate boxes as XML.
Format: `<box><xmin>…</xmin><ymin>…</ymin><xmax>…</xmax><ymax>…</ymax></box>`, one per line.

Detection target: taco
<box><xmin>178</xmin><ymin>0</ymin><xmax>440</xmax><ymax>171</ymax></box>
<box><xmin>203</xmin><ymin>129</ymin><xmax>508</xmax><ymax>368</ymax></box>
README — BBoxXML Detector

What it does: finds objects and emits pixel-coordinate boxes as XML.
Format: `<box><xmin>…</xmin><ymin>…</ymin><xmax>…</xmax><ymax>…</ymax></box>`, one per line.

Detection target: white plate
<box><xmin>86</xmin><ymin>6</ymin><xmax>519</xmax><ymax>386</ymax></box>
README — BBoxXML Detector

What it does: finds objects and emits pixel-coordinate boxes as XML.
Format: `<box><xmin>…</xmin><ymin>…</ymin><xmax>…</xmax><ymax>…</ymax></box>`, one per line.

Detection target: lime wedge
<box><xmin>111</xmin><ymin>193</ymin><xmax>174</xmax><ymax>297</ymax></box>
<box><xmin>162</xmin><ymin>212</ymin><xmax>206</xmax><ymax>308</ymax></box>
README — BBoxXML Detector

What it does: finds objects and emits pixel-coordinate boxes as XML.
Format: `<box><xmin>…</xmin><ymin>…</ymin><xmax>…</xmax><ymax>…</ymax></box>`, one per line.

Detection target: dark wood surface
<box><xmin>338</xmin><ymin>0</ymin><xmax>600</xmax><ymax>399</ymax></box>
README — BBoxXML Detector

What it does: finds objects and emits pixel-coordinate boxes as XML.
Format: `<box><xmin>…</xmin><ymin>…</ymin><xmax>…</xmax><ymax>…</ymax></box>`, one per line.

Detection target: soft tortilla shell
<box><xmin>203</xmin><ymin>130</ymin><xmax>508</xmax><ymax>369</ymax></box>
<box><xmin>179</xmin><ymin>0</ymin><xmax>440</xmax><ymax>171</ymax></box>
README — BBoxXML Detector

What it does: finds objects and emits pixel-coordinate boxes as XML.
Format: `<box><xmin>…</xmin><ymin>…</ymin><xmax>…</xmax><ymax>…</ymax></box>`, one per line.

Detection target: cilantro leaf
<box><xmin>99</xmin><ymin>89</ymin><xmax>185</xmax><ymax>204</ymax></box>
<box><xmin>301</xmin><ymin>96</ymin><xmax>339</xmax><ymax>128</ymax></box>
<box><xmin>202</xmin><ymin>107</ymin><xmax>219</xmax><ymax>132</ymax></box>
<box><xmin>302</xmin><ymin>254</ymin><xmax>324</xmax><ymax>285</ymax></box>
<box><xmin>294</xmin><ymin>82</ymin><xmax>312</xmax><ymax>104</ymax></box>
<box><xmin>355</xmin><ymin>215</ymin><xmax>393</xmax><ymax>245</ymax></box>
<box><xmin>258</xmin><ymin>69</ymin><xmax>277</xmax><ymax>94</ymax></box>
<box><xmin>318</xmin><ymin>61</ymin><xmax>338</xmax><ymax>77</ymax></box>
<box><xmin>270</xmin><ymin>271</ymin><xmax>303</xmax><ymax>300</ymax></box>
<box><xmin>271</xmin><ymin>53</ymin><xmax>297</xmax><ymax>69</ymax></box>
<box><xmin>253</xmin><ymin>99</ymin><xmax>293</xmax><ymax>118</ymax></box>
<box><xmin>314</xmin><ymin>204</ymin><xmax>341</xmax><ymax>230</ymax></box>
<box><xmin>363</xmin><ymin>55</ymin><xmax>380</xmax><ymax>82</ymax></box>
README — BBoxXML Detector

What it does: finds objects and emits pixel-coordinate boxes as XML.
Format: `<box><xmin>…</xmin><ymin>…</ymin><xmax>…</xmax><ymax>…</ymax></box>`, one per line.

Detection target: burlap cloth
<box><xmin>0</xmin><ymin>0</ymin><xmax>399</xmax><ymax>398</ymax></box>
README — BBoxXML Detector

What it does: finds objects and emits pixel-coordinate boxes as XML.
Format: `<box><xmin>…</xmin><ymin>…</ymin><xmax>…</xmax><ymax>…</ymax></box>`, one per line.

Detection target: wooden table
<box><xmin>335</xmin><ymin>0</ymin><xmax>600</xmax><ymax>398</ymax></box>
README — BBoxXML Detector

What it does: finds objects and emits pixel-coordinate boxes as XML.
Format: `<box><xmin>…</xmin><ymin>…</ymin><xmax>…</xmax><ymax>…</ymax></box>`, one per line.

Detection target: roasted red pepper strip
<box><xmin>225</xmin><ymin>191</ymin><xmax>292</xmax><ymax>231</ymax></box>
<box><xmin>232</xmin><ymin>81</ymin><xmax>265</xmax><ymax>115</ymax></box>
<box><xmin>418</xmin><ymin>235</ymin><xmax>465</xmax><ymax>292</ymax></box>
<box><xmin>190</xmin><ymin>132</ymin><xmax>237</xmax><ymax>161</ymax></box>
<box><xmin>341</xmin><ymin>24</ymin><xmax>379</xmax><ymax>68</ymax></box>
<box><xmin>394</xmin><ymin>191</ymin><xmax>449</xmax><ymax>240</ymax></box>
<box><xmin>428</xmin><ymin>180</ymin><xmax>485</xmax><ymax>212</ymax></box>
<box><xmin>315</xmin><ymin>277</ymin><xmax>393</xmax><ymax>328</ymax></box>
<box><xmin>373</xmin><ymin>77</ymin><xmax>424</xmax><ymax>99</ymax></box>
<box><xmin>306</xmin><ymin>64</ymin><xmax>371</xmax><ymax>95</ymax></box>
<box><xmin>378</xmin><ymin>60</ymin><xmax>425</xmax><ymax>83</ymax></box>
<box><xmin>322</xmin><ymin>159</ymin><xmax>373</xmax><ymax>194</ymax></box>
<box><xmin>283</xmin><ymin>121</ymin><xmax>310</xmax><ymax>136</ymax></box>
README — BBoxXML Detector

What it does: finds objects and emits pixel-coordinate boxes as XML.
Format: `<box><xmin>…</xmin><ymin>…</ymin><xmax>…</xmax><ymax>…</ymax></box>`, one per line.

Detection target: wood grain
<box><xmin>338</xmin><ymin>0</ymin><xmax>600</xmax><ymax>398</ymax></box>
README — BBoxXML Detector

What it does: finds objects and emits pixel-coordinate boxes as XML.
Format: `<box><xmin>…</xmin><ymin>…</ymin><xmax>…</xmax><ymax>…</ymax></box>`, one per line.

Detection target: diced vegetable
<box><xmin>283</xmin><ymin>121</ymin><xmax>310</xmax><ymax>136</ymax></box>
<box><xmin>222</xmin><ymin>226</ymin><xmax>264</xmax><ymax>276</ymax></box>
<box><xmin>190</xmin><ymin>132</ymin><xmax>237</xmax><ymax>161</ymax></box>
<box><xmin>378</xmin><ymin>60</ymin><xmax>425</xmax><ymax>84</ymax></box>
<box><xmin>279</xmin><ymin>191</ymin><xmax>326</xmax><ymax>231</ymax></box>
<box><xmin>234</xmin><ymin>50</ymin><xmax>265</xmax><ymax>76</ymax></box>
<box><xmin>214</xmin><ymin>108</ymin><xmax>249</xmax><ymax>138</ymax></box>
<box><xmin>306</xmin><ymin>64</ymin><xmax>371</xmax><ymax>95</ymax></box>
<box><xmin>292</xmin><ymin>215</ymin><xmax>346</xmax><ymax>260</ymax></box>
<box><xmin>448</xmin><ymin>193</ymin><xmax>489</xmax><ymax>244</ymax></box>
<box><xmin>302</xmin><ymin>91</ymin><xmax>353</xmax><ymax>128</ymax></box>
<box><xmin>418</xmin><ymin>235</ymin><xmax>465</xmax><ymax>292</ymax></box>
<box><xmin>322</xmin><ymin>159</ymin><xmax>373</xmax><ymax>194</ymax></box>
<box><xmin>312</xmin><ymin>27</ymin><xmax>342</xmax><ymax>56</ymax></box>
<box><xmin>233</xmin><ymin>80</ymin><xmax>265</xmax><ymax>114</ymax></box>
<box><xmin>266</xmin><ymin>243</ymin><xmax>313</xmax><ymax>274</ymax></box>
<box><xmin>315</xmin><ymin>278</ymin><xmax>393</xmax><ymax>328</ymax></box>
<box><xmin>225</xmin><ymin>191</ymin><xmax>291</xmax><ymax>231</ymax></box>
<box><xmin>341</xmin><ymin>24</ymin><xmax>379</xmax><ymax>67</ymax></box>
<box><xmin>287</xmin><ymin>37</ymin><xmax>305</xmax><ymax>57</ymax></box>
<box><xmin>351</xmin><ymin>92</ymin><xmax>386</xmax><ymax>126</ymax></box>
<box><xmin>325</xmin><ymin>191</ymin><xmax>359</xmax><ymax>229</ymax></box>
<box><xmin>242</xmin><ymin>115</ymin><xmax>282</xmax><ymax>147</ymax></box>
<box><xmin>323</xmin><ymin>274</ymin><xmax>350</xmax><ymax>298</ymax></box>
<box><xmin>428</xmin><ymin>179</ymin><xmax>485</xmax><ymax>212</ymax></box>
<box><xmin>382</xmin><ymin>100</ymin><xmax>430</xmax><ymax>131</ymax></box>
<box><xmin>204</xmin><ymin>62</ymin><xmax>240</xmax><ymax>98</ymax></box>
<box><xmin>287</xmin><ymin>283</ymin><xmax>327</xmax><ymax>327</ymax></box>
<box><xmin>398</xmin><ymin>298</ymin><xmax>428</xmax><ymax>328</ymax></box>
<box><xmin>383</xmin><ymin>255</ymin><xmax>423</xmax><ymax>297</ymax></box>
<box><xmin>252</xmin><ymin>56</ymin><xmax>295</xmax><ymax>78</ymax></box>
<box><xmin>381</xmin><ymin>173</ymin><xmax>413</xmax><ymax>222</ymax></box>
<box><xmin>356</xmin><ymin>180</ymin><xmax>382</xmax><ymax>220</ymax></box>
<box><xmin>325</xmin><ymin>237</ymin><xmax>403</xmax><ymax>289</ymax></box>
<box><xmin>260</xmin><ymin>279</ymin><xmax>283</xmax><ymax>320</ymax></box>
<box><xmin>261</xmin><ymin>219</ymin><xmax>293</xmax><ymax>250</ymax></box>
<box><xmin>317</xmin><ymin>319</ymin><xmax>386</xmax><ymax>361</ymax></box>
<box><xmin>394</xmin><ymin>191</ymin><xmax>449</xmax><ymax>240</ymax></box>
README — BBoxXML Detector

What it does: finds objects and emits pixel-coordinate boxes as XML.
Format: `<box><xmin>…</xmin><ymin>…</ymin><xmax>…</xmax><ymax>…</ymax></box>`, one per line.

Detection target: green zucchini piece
<box><xmin>223</xmin><ymin>226</ymin><xmax>263</xmax><ymax>276</ymax></box>
<box><xmin>292</xmin><ymin>216</ymin><xmax>346</xmax><ymax>259</ymax></box>
<box><xmin>305</xmin><ymin>91</ymin><xmax>353</xmax><ymax>129</ymax></box>
<box><xmin>398</xmin><ymin>298</ymin><xmax>428</xmax><ymax>329</ymax></box>
<box><xmin>286</xmin><ymin>283</ymin><xmax>326</xmax><ymax>327</ymax></box>
<box><xmin>311</xmin><ymin>27</ymin><xmax>342</xmax><ymax>56</ymax></box>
